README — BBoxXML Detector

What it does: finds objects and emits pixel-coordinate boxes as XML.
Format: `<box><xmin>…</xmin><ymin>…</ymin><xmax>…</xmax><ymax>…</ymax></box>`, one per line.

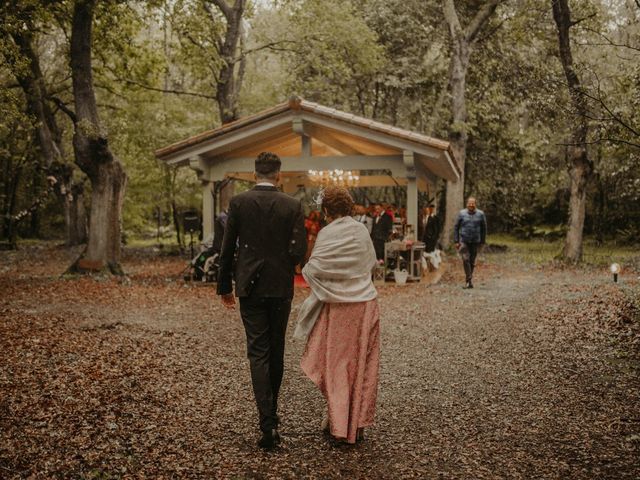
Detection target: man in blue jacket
<box><xmin>454</xmin><ymin>197</ymin><xmax>487</xmax><ymax>289</ymax></box>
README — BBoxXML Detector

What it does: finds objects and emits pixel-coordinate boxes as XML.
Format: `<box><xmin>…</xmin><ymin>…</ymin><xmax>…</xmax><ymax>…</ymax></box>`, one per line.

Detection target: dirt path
<box><xmin>0</xmin><ymin>246</ymin><xmax>638</xmax><ymax>478</ymax></box>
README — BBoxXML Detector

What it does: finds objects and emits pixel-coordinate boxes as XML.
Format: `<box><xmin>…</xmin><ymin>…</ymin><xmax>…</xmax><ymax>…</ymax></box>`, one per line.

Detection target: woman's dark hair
<box><xmin>321</xmin><ymin>186</ymin><xmax>354</xmax><ymax>218</ymax></box>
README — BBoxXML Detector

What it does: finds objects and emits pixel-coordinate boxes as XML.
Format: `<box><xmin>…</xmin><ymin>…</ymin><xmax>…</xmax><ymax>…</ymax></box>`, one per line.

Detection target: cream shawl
<box><xmin>293</xmin><ymin>216</ymin><xmax>378</xmax><ymax>340</ymax></box>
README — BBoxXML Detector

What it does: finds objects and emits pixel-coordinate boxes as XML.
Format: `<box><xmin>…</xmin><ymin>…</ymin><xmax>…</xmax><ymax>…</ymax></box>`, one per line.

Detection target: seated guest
<box><xmin>294</xmin><ymin>186</ymin><xmax>380</xmax><ymax>444</ymax></box>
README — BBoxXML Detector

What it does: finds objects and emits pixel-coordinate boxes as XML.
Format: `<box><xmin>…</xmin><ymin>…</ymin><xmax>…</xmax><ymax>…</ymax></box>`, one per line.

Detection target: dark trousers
<box><xmin>239</xmin><ymin>297</ymin><xmax>291</xmax><ymax>432</ymax></box>
<box><xmin>373</xmin><ymin>239</ymin><xmax>385</xmax><ymax>261</ymax></box>
<box><xmin>459</xmin><ymin>242</ymin><xmax>479</xmax><ymax>283</ymax></box>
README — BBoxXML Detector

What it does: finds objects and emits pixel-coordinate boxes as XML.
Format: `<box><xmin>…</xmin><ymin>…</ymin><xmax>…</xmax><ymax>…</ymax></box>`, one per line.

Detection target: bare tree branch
<box><xmin>94</xmin><ymin>81</ymin><xmax>129</xmax><ymax>101</ymax></box>
<box><xmin>569</xmin><ymin>12</ymin><xmax>597</xmax><ymax>27</ymax></box>
<box><xmin>476</xmin><ymin>17</ymin><xmax>509</xmax><ymax>44</ymax></box>
<box><xmin>465</xmin><ymin>0</ymin><xmax>501</xmax><ymax>44</ymax></box>
<box><xmin>47</xmin><ymin>95</ymin><xmax>77</xmax><ymax>123</ymax></box>
<box><xmin>557</xmin><ymin>138</ymin><xmax>640</xmax><ymax>149</ymax></box>
<box><xmin>442</xmin><ymin>0</ymin><xmax>463</xmax><ymax>41</ymax></box>
<box><xmin>206</xmin><ymin>0</ymin><xmax>232</xmax><ymax>19</ymax></box>
<box><xmin>239</xmin><ymin>40</ymin><xmax>301</xmax><ymax>58</ymax></box>
<box><xmin>118</xmin><ymin>78</ymin><xmax>217</xmax><ymax>100</ymax></box>
<box><xmin>583</xmin><ymin>88</ymin><xmax>640</xmax><ymax>139</ymax></box>
<box><xmin>579</xmin><ymin>26</ymin><xmax>640</xmax><ymax>52</ymax></box>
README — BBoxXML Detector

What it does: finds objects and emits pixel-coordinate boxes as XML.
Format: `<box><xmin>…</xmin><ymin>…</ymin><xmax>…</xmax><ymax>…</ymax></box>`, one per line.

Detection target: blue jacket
<box><xmin>454</xmin><ymin>209</ymin><xmax>487</xmax><ymax>244</ymax></box>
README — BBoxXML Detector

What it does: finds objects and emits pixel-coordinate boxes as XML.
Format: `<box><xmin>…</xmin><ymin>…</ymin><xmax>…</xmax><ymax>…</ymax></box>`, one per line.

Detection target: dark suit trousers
<box><xmin>373</xmin><ymin>239</ymin><xmax>385</xmax><ymax>261</ymax></box>
<box><xmin>239</xmin><ymin>297</ymin><xmax>291</xmax><ymax>432</ymax></box>
<box><xmin>459</xmin><ymin>242</ymin><xmax>479</xmax><ymax>282</ymax></box>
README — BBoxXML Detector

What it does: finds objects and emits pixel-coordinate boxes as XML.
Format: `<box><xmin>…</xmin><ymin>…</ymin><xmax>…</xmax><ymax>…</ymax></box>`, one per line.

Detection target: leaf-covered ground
<box><xmin>1</xmin><ymin>244</ymin><xmax>639</xmax><ymax>479</ymax></box>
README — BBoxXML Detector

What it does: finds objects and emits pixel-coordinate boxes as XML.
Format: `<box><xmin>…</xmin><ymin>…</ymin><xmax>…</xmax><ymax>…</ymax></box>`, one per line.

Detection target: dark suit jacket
<box><xmin>421</xmin><ymin>214</ymin><xmax>441</xmax><ymax>252</ymax></box>
<box><xmin>216</xmin><ymin>185</ymin><xmax>306</xmax><ymax>298</ymax></box>
<box><xmin>370</xmin><ymin>212</ymin><xmax>393</xmax><ymax>243</ymax></box>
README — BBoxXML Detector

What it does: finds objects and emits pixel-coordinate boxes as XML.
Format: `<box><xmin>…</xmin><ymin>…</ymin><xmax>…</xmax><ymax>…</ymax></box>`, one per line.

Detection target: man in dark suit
<box><xmin>421</xmin><ymin>203</ymin><xmax>441</xmax><ymax>253</ymax></box>
<box><xmin>370</xmin><ymin>203</ymin><xmax>393</xmax><ymax>260</ymax></box>
<box><xmin>217</xmin><ymin>152</ymin><xmax>306</xmax><ymax>449</ymax></box>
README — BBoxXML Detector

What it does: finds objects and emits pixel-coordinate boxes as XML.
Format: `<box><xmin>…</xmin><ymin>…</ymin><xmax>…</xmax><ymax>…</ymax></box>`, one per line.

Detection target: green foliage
<box><xmin>1</xmin><ymin>0</ymin><xmax>638</xmax><ymax>245</ymax></box>
<box><xmin>278</xmin><ymin>0</ymin><xmax>386</xmax><ymax>112</ymax></box>
<box><xmin>169</xmin><ymin>0</ymin><xmax>227</xmax><ymax>93</ymax></box>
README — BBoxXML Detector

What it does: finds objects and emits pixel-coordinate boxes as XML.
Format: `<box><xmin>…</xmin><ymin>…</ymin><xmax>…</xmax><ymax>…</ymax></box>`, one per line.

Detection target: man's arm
<box><xmin>216</xmin><ymin>199</ymin><xmax>238</xmax><ymax>296</ymax></box>
<box><xmin>288</xmin><ymin>201</ymin><xmax>307</xmax><ymax>265</ymax></box>
<box><xmin>480</xmin><ymin>212</ymin><xmax>487</xmax><ymax>244</ymax></box>
<box><xmin>453</xmin><ymin>213</ymin><xmax>462</xmax><ymax>244</ymax></box>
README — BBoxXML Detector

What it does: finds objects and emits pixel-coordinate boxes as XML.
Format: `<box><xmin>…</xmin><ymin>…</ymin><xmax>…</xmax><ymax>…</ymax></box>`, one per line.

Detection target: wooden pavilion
<box><xmin>155</xmin><ymin>96</ymin><xmax>460</xmax><ymax>238</ymax></box>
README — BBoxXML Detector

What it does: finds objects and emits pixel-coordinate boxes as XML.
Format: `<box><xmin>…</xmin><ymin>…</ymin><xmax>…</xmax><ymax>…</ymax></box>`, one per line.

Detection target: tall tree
<box><xmin>551</xmin><ymin>0</ymin><xmax>593</xmax><ymax>262</ymax></box>
<box><xmin>1</xmin><ymin>1</ymin><xmax>88</xmax><ymax>245</ymax></box>
<box><xmin>440</xmin><ymin>0</ymin><xmax>501</xmax><ymax>245</ymax></box>
<box><xmin>68</xmin><ymin>0</ymin><xmax>127</xmax><ymax>273</ymax></box>
<box><xmin>207</xmin><ymin>0</ymin><xmax>246</xmax><ymax>124</ymax></box>
<box><xmin>10</xmin><ymin>29</ymin><xmax>88</xmax><ymax>246</ymax></box>
<box><xmin>169</xmin><ymin>0</ymin><xmax>248</xmax><ymax>124</ymax></box>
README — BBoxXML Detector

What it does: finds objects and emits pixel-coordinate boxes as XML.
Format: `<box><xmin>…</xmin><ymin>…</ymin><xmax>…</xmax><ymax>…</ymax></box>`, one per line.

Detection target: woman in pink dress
<box><xmin>294</xmin><ymin>186</ymin><xmax>380</xmax><ymax>444</ymax></box>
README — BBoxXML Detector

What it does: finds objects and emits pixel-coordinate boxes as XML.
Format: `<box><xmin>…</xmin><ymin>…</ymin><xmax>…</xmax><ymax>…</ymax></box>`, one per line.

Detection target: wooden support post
<box><xmin>202</xmin><ymin>181</ymin><xmax>214</xmax><ymax>240</ymax></box>
<box><xmin>293</xmin><ymin>118</ymin><xmax>311</xmax><ymax>157</ymax></box>
<box><xmin>404</xmin><ymin>150</ymin><xmax>418</xmax><ymax>237</ymax></box>
<box><xmin>301</xmin><ymin>134</ymin><xmax>311</xmax><ymax>157</ymax></box>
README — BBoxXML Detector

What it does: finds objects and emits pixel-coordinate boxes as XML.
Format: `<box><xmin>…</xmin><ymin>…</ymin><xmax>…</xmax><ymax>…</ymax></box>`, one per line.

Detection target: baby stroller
<box><xmin>184</xmin><ymin>234</ymin><xmax>219</xmax><ymax>282</ymax></box>
<box><xmin>183</xmin><ymin>212</ymin><xmax>227</xmax><ymax>283</ymax></box>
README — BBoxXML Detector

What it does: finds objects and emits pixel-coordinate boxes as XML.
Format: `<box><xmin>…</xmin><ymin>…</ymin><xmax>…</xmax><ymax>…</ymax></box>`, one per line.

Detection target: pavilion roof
<box><xmin>155</xmin><ymin>97</ymin><xmax>459</xmax><ymax>179</ymax></box>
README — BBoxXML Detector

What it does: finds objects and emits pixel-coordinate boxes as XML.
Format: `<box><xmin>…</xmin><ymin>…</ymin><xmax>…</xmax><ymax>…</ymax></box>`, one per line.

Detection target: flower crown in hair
<box><xmin>311</xmin><ymin>188</ymin><xmax>325</xmax><ymax>208</ymax></box>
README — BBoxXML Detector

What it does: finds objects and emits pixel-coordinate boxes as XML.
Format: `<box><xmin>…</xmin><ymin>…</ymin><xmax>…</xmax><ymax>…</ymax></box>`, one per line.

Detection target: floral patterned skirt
<box><xmin>300</xmin><ymin>299</ymin><xmax>380</xmax><ymax>444</ymax></box>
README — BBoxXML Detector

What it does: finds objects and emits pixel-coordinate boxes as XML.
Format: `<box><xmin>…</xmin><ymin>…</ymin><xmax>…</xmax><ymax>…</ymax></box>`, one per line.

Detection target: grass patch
<box><xmin>486</xmin><ymin>234</ymin><xmax>640</xmax><ymax>270</ymax></box>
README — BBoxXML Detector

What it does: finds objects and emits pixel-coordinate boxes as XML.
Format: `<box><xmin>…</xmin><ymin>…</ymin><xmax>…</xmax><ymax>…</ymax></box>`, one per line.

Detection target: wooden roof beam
<box><xmin>306</xmin><ymin>124</ymin><xmax>362</xmax><ymax>156</ymax></box>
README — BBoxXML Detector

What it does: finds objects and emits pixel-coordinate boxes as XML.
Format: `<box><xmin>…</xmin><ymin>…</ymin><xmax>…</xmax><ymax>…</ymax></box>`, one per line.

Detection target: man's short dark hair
<box><xmin>428</xmin><ymin>203</ymin><xmax>435</xmax><ymax>208</ymax></box>
<box><xmin>255</xmin><ymin>152</ymin><xmax>281</xmax><ymax>177</ymax></box>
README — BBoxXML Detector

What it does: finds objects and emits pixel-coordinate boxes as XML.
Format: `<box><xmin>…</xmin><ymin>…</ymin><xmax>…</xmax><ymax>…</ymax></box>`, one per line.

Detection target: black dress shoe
<box><xmin>257</xmin><ymin>428</ymin><xmax>280</xmax><ymax>449</ymax></box>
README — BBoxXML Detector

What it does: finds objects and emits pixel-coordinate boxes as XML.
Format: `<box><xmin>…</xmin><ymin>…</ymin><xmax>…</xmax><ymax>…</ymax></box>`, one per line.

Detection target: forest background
<box><xmin>1</xmin><ymin>0</ymin><xmax>639</xmax><ymax>263</ymax></box>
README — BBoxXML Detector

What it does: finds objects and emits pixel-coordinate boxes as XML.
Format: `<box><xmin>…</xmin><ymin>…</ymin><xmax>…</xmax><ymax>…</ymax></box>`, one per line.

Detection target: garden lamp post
<box><xmin>610</xmin><ymin>263</ymin><xmax>620</xmax><ymax>283</ymax></box>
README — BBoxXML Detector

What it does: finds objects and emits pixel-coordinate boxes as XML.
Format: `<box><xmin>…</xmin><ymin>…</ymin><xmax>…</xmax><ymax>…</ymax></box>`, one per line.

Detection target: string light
<box><xmin>307</xmin><ymin>169</ymin><xmax>360</xmax><ymax>187</ymax></box>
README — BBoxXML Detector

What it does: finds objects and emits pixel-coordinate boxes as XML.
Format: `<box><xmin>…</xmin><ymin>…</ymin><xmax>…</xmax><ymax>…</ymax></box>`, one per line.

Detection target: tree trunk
<box><xmin>65</xmin><ymin>182</ymin><xmax>87</xmax><ymax>246</ymax></box>
<box><xmin>440</xmin><ymin>0</ymin><xmax>500</xmax><ymax>246</ymax></box>
<box><xmin>209</xmin><ymin>0</ymin><xmax>246</xmax><ymax>124</ymax></box>
<box><xmin>442</xmin><ymin>41</ymin><xmax>470</xmax><ymax>244</ymax></box>
<box><xmin>171</xmin><ymin>200</ymin><xmax>183</xmax><ymax>249</ymax></box>
<box><xmin>562</xmin><ymin>160</ymin><xmax>589</xmax><ymax>260</ymax></box>
<box><xmin>82</xmin><ymin>162</ymin><xmax>126</xmax><ymax>272</ymax></box>
<box><xmin>29</xmin><ymin>167</ymin><xmax>43</xmax><ymax>238</ymax></box>
<box><xmin>11</xmin><ymin>30</ymin><xmax>63</xmax><ymax>165</ymax></box>
<box><xmin>593</xmin><ymin>146</ymin><xmax>605</xmax><ymax>245</ymax></box>
<box><xmin>552</xmin><ymin>0</ymin><xmax>593</xmax><ymax>263</ymax></box>
<box><xmin>10</xmin><ymin>28</ymin><xmax>85</xmax><ymax>246</ymax></box>
<box><xmin>68</xmin><ymin>0</ymin><xmax>127</xmax><ymax>274</ymax></box>
<box><xmin>4</xmin><ymin>165</ymin><xmax>22</xmax><ymax>248</ymax></box>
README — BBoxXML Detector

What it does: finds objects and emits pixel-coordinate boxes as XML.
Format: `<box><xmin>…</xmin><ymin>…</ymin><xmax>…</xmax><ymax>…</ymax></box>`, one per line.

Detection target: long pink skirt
<box><xmin>300</xmin><ymin>299</ymin><xmax>380</xmax><ymax>444</ymax></box>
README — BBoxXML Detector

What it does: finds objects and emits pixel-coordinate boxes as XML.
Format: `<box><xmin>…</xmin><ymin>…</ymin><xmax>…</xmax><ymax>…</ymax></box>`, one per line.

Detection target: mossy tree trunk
<box><xmin>440</xmin><ymin>0</ymin><xmax>501</xmax><ymax>246</ymax></box>
<box><xmin>68</xmin><ymin>0</ymin><xmax>127</xmax><ymax>274</ymax></box>
<box><xmin>552</xmin><ymin>0</ymin><xmax>593</xmax><ymax>263</ymax></box>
